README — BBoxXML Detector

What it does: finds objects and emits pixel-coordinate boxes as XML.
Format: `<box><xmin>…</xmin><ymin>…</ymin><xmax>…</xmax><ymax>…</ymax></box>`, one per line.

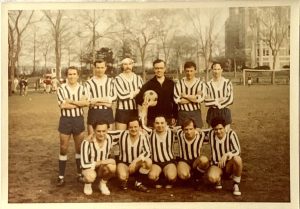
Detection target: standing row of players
<box><xmin>55</xmin><ymin>58</ymin><xmax>243</xmax><ymax>196</ymax></box>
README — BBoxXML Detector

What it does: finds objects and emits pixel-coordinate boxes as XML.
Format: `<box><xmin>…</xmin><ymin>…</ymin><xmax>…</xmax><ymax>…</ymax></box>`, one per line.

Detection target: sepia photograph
<box><xmin>1</xmin><ymin>1</ymin><xmax>299</xmax><ymax>209</ymax></box>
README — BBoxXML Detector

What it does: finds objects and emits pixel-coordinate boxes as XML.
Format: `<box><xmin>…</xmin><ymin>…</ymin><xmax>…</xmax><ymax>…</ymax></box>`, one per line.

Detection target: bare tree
<box><xmin>44</xmin><ymin>10</ymin><xmax>69</xmax><ymax>79</ymax></box>
<box><xmin>186</xmin><ymin>9</ymin><xmax>222</xmax><ymax>81</ymax></box>
<box><xmin>8</xmin><ymin>10</ymin><xmax>34</xmax><ymax>95</ymax></box>
<box><xmin>257</xmin><ymin>7</ymin><xmax>290</xmax><ymax>84</ymax></box>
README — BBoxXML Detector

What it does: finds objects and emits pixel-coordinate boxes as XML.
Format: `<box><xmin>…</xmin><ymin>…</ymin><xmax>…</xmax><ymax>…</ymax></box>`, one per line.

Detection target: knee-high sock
<box><xmin>59</xmin><ymin>155</ymin><xmax>67</xmax><ymax>177</ymax></box>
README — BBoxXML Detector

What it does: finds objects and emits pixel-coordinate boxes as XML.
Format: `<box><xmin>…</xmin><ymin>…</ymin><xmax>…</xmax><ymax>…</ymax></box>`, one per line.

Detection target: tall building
<box><xmin>225</xmin><ymin>7</ymin><xmax>290</xmax><ymax>70</ymax></box>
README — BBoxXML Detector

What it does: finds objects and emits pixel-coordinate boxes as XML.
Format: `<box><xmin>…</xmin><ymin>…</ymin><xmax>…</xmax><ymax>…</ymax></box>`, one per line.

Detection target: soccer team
<box><xmin>55</xmin><ymin>57</ymin><xmax>243</xmax><ymax>197</ymax></box>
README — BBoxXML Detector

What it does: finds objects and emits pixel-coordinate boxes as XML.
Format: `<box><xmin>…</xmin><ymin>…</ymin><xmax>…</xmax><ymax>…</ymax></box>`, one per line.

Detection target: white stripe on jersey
<box><xmin>110</xmin><ymin>130</ymin><xmax>151</xmax><ymax>163</ymax></box>
<box><xmin>174</xmin><ymin>78</ymin><xmax>206</xmax><ymax>111</ymax></box>
<box><xmin>85</xmin><ymin>76</ymin><xmax>116</xmax><ymax>110</ymax></box>
<box><xmin>147</xmin><ymin>129</ymin><xmax>175</xmax><ymax>163</ymax></box>
<box><xmin>80</xmin><ymin>134</ymin><xmax>118</xmax><ymax>169</ymax></box>
<box><xmin>57</xmin><ymin>83</ymin><xmax>87</xmax><ymax>117</ymax></box>
<box><xmin>114</xmin><ymin>73</ymin><xmax>143</xmax><ymax>110</ymax></box>
<box><xmin>208</xmin><ymin>129</ymin><xmax>241</xmax><ymax>165</ymax></box>
<box><xmin>205</xmin><ymin>77</ymin><xmax>233</xmax><ymax>109</ymax></box>
<box><xmin>176</xmin><ymin>129</ymin><xmax>205</xmax><ymax>161</ymax></box>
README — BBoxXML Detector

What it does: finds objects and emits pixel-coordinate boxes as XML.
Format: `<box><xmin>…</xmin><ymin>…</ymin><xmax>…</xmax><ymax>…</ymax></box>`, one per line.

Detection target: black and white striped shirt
<box><xmin>114</xmin><ymin>73</ymin><xmax>143</xmax><ymax>110</ymax></box>
<box><xmin>108</xmin><ymin>130</ymin><xmax>151</xmax><ymax>163</ymax></box>
<box><xmin>85</xmin><ymin>76</ymin><xmax>116</xmax><ymax>109</ymax></box>
<box><xmin>57</xmin><ymin>82</ymin><xmax>87</xmax><ymax>117</ymax></box>
<box><xmin>80</xmin><ymin>134</ymin><xmax>118</xmax><ymax>169</ymax></box>
<box><xmin>174</xmin><ymin>77</ymin><xmax>206</xmax><ymax>111</ymax></box>
<box><xmin>143</xmin><ymin>126</ymin><xmax>175</xmax><ymax>163</ymax></box>
<box><xmin>208</xmin><ymin>129</ymin><xmax>241</xmax><ymax>165</ymax></box>
<box><xmin>205</xmin><ymin>77</ymin><xmax>233</xmax><ymax>109</ymax></box>
<box><xmin>176</xmin><ymin>129</ymin><xmax>205</xmax><ymax>161</ymax></box>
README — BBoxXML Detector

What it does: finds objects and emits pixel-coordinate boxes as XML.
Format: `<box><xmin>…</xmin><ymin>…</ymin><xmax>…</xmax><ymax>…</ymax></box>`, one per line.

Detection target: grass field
<box><xmin>7</xmin><ymin>84</ymin><xmax>290</xmax><ymax>203</ymax></box>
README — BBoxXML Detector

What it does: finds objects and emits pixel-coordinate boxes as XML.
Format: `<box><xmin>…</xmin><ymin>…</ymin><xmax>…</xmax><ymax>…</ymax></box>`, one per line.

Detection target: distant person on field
<box><xmin>114</xmin><ymin>57</ymin><xmax>143</xmax><ymax>130</ymax></box>
<box><xmin>80</xmin><ymin>121</ymin><xmax>117</xmax><ymax>196</ymax></box>
<box><xmin>19</xmin><ymin>77</ymin><xmax>28</xmax><ymax>96</ymax></box>
<box><xmin>56</xmin><ymin>66</ymin><xmax>89</xmax><ymax>187</ymax></box>
<box><xmin>247</xmin><ymin>74</ymin><xmax>252</xmax><ymax>86</ymax></box>
<box><xmin>205</xmin><ymin>62</ymin><xmax>233</xmax><ymax>130</ymax></box>
<box><xmin>13</xmin><ymin>77</ymin><xmax>19</xmax><ymax>93</ymax></box>
<box><xmin>207</xmin><ymin>117</ymin><xmax>243</xmax><ymax>196</ymax></box>
<box><xmin>135</xmin><ymin>59</ymin><xmax>178</xmax><ymax>127</ymax></box>
<box><xmin>175</xmin><ymin>118</ymin><xmax>209</xmax><ymax>190</ymax></box>
<box><xmin>174</xmin><ymin>61</ymin><xmax>206</xmax><ymax>128</ymax></box>
<box><xmin>85</xmin><ymin>59</ymin><xmax>116</xmax><ymax>134</ymax></box>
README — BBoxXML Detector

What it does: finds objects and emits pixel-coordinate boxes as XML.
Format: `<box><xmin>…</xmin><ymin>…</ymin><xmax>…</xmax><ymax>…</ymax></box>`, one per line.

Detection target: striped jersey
<box><xmin>208</xmin><ymin>129</ymin><xmax>241</xmax><ymax>165</ymax></box>
<box><xmin>205</xmin><ymin>77</ymin><xmax>233</xmax><ymax>109</ymax></box>
<box><xmin>108</xmin><ymin>130</ymin><xmax>151</xmax><ymax>163</ymax></box>
<box><xmin>176</xmin><ymin>128</ymin><xmax>205</xmax><ymax>161</ymax></box>
<box><xmin>114</xmin><ymin>72</ymin><xmax>143</xmax><ymax>110</ymax></box>
<box><xmin>143</xmin><ymin>126</ymin><xmax>175</xmax><ymax>163</ymax></box>
<box><xmin>57</xmin><ymin>82</ymin><xmax>87</xmax><ymax>117</ymax></box>
<box><xmin>85</xmin><ymin>76</ymin><xmax>116</xmax><ymax>109</ymax></box>
<box><xmin>174</xmin><ymin>77</ymin><xmax>206</xmax><ymax>111</ymax></box>
<box><xmin>80</xmin><ymin>134</ymin><xmax>118</xmax><ymax>169</ymax></box>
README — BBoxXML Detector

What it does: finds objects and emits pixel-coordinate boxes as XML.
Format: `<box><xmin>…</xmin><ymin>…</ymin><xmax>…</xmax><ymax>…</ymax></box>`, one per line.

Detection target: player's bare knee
<box><xmin>178</xmin><ymin>170</ymin><xmax>190</xmax><ymax>180</ymax></box>
<box><xmin>207</xmin><ymin>172</ymin><xmax>220</xmax><ymax>184</ymax></box>
<box><xmin>233</xmin><ymin>156</ymin><xmax>242</xmax><ymax>166</ymax></box>
<box><xmin>83</xmin><ymin>170</ymin><xmax>96</xmax><ymax>183</ymax></box>
<box><xmin>148</xmin><ymin>172</ymin><xmax>158</xmax><ymax>181</ymax></box>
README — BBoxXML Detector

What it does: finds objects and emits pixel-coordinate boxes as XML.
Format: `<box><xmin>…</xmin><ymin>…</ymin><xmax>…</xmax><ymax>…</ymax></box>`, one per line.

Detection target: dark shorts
<box><xmin>153</xmin><ymin>159</ymin><xmax>177</xmax><ymax>169</ymax></box>
<box><xmin>87</xmin><ymin>108</ymin><xmax>114</xmax><ymax>125</ymax></box>
<box><xmin>178</xmin><ymin>109</ymin><xmax>203</xmax><ymax>128</ymax></box>
<box><xmin>115</xmin><ymin>109</ymin><xmax>138</xmax><ymax>124</ymax></box>
<box><xmin>206</xmin><ymin>107</ymin><xmax>232</xmax><ymax>126</ymax></box>
<box><xmin>58</xmin><ymin>116</ymin><xmax>85</xmax><ymax>135</ymax></box>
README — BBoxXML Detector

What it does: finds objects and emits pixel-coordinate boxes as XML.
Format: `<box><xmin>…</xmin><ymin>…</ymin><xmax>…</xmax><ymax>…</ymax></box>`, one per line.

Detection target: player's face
<box><xmin>128</xmin><ymin>120</ymin><xmax>140</xmax><ymax>137</ymax></box>
<box><xmin>67</xmin><ymin>69</ymin><xmax>79</xmax><ymax>85</ymax></box>
<box><xmin>154</xmin><ymin>117</ymin><xmax>167</xmax><ymax>133</ymax></box>
<box><xmin>94</xmin><ymin>124</ymin><xmax>108</xmax><ymax>142</ymax></box>
<box><xmin>213</xmin><ymin>124</ymin><xmax>226</xmax><ymax>139</ymax></box>
<box><xmin>183</xmin><ymin>122</ymin><xmax>196</xmax><ymax>140</ymax></box>
<box><xmin>94</xmin><ymin>62</ymin><xmax>107</xmax><ymax>78</ymax></box>
<box><xmin>211</xmin><ymin>64</ymin><xmax>223</xmax><ymax>79</ymax></box>
<box><xmin>122</xmin><ymin>60</ymin><xmax>133</xmax><ymax>73</ymax></box>
<box><xmin>154</xmin><ymin>62</ymin><xmax>166</xmax><ymax>79</ymax></box>
<box><xmin>185</xmin><ymin>67</ymin><xmax>196</xmax><ymax>80</ymax></box>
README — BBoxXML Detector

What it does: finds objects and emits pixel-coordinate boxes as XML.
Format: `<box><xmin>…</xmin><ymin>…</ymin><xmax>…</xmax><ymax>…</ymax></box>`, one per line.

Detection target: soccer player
<box><xmin>114</xmin><ymin>58</ymin><xmax>143</xmax><ymax>130</ymax></box>
<box><xmin>56</xmin><ymin>66</ymin><xmax>89</xmax><ymax>187</ymax></box>
<box><xmin>135</xmin><ymin>59</ymin><xmax>178</xmax><ymax>127</ymax></box>
<box><xmin>207</xmin><ymin>117</ymin><xmax>243</xmax><ymax>196</ymax></box>
<box><xmin>85</xmin><ymin>59</ymin><xmax>116</xmax><ymax>134</ymax></box>
<box><xmin>80</xmin><ymin>122</ymin><xmax>117</xmax><ymax>195</ymax></box>
<box><xmin>113</xmin><ymin>118</ymin><xmax>152</xmax><ymax>193</ymax></box>
<box><xmin>205</xmin><ymin>62</ymin><xmax>233</xmax><ymax>130</ymax></box>
<box><xmin>176</xmin><ymin>118</ymin><xmax>209</xmax><ymax>189</ymax></box>
<box><xmin>174</xmin><ymin>61</ymin><xmax>206</xmax><ymax>128</ymax></box>
<box><xmin>141</xmin><ymin>115</ymin><xmax>177</xmax><ymax>189</ymax></box>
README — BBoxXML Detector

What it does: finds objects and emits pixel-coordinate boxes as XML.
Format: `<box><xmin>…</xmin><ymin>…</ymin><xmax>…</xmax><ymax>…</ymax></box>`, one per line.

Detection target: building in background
<box><xmin>225</xmin><ymin>7</ymin><xmax>290</xmax><ymax>70</ymax></box>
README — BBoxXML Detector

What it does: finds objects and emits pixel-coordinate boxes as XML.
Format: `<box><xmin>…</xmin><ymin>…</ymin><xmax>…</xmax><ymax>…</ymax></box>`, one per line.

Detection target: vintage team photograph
<box><xmin>2</xmin><ymin>1</ymin><xmax>299</xmax><ymax>209</ymax></box>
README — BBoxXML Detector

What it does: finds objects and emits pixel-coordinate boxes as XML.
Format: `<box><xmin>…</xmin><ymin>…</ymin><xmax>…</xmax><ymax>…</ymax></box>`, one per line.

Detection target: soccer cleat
<box><xmin>165</xmin><ymin>184</ymin><xmax>173</xmax><ymax>189</ymax></box>
<box><xmin>56</xmin><ymin>177</ymin><xmax>65</xmax><ymax>187</ymax></box>
<box><xmin>233</xmin><ymin>183</ymin><xmax>241</xmax><ymax>196</ymax></box>
<box><xmin>135</xmin><ymin>182</ymin><xmax>150</xmax><ymax>193</ymax></box>
<box><xmin>83</xmin><ymin>183</ymin><xmax>93</xmax><ymax>195</ymax></box>
<box><xmin>77</xmin><ymin>175</ymin><xmax>85</xmax><ymax>183</ymax></box>
<box><xmin>99</xmin><ymin>182</ymin><xmax>110</xmax><ymax>195</ymax></box>
<box><xmin>120</xmin><ymin>181</ymin><xmax>128</xmax><ymax>190</ymax></box>
<box><xmin>155</xmin><ymin>184</ymin><xmax>163</xmax><ymax>189</ymax></box>
<box><xmin>215</xmin><ymin>180</ymin><xmax>222</xmax><ymax>190</ymax></box>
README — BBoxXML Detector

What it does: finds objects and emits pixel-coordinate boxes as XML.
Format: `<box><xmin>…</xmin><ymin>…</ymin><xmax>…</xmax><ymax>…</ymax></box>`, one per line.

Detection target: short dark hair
<box><xmin>211</xmin><ymin>62</ymin><xmax>223</xmax><ymax>69</ymax></box>
<box><xmin>184</xmin><ymin>61</ymin><xmax>196</xmax><ymax>70</ymax></box>
<box><xmin>92</xmin><ymin>121</ymin><xmax>110</xmax><ymax>130</ymax></box>
<box><xmin>127</xmin><ymin>117</ymin><xmax>142</xmax><ymax>127</ymax></box>
<box><xmin>211</xmin><ymin>117</ymin><xmax>226</xmax><ymax>128</ymax></box>
<box><xmin>65</xmin><ymin>66</ymin><xmax>79</xmax><ymax>76</ymax></box>
<box><xmin>153</xmin><ymin>59</ymin><xmax>165</xmax><ymax>67</ymax></box>
<box><xmin>181</xmin><ymin>118</ymin><xmax>197</xmax><ymax>129</ymax></box>
<box><xmin>94</xmin><ymin>59</ymin><xmax>106</xmax><ymax>67</ymax></box>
